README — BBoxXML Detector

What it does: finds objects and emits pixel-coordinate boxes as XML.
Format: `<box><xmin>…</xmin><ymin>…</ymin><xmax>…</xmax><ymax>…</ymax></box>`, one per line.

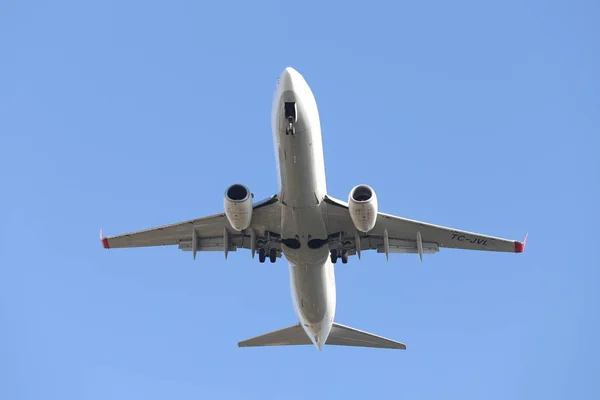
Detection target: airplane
<box><xmin>100</xmin><ymin>66</ymin><xmax>527</xmax><ymax>351</ymax></box>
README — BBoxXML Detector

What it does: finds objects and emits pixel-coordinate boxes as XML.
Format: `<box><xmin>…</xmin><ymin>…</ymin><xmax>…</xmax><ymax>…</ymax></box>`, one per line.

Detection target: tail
<box><xmin>238</xmin><ymin>322</ymin><xmax>406</xmax><ymax>350</ymax></box>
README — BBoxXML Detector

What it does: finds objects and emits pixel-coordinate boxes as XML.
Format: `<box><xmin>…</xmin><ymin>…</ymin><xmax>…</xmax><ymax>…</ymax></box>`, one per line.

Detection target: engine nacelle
<box><xmin>348</xmin><ymin>184</ymin><xmax>378</xmax><ymax>232</ymax></box>
<box><xmin>224</xmin><ymin>184</ymin><xmax>253</xmax><ymax>231</ymax></box>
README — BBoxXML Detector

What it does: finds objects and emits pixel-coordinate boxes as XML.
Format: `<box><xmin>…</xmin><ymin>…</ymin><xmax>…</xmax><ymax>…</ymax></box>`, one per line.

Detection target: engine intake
<box><xmin>224</xmin><ymin>184</ymin><xmax>253</xmax><ymax>231</ymax></box>
<box><xmin>348</xmin><ymin>184</ymin><xmax>378</xmax><ymax>232</ymax></box>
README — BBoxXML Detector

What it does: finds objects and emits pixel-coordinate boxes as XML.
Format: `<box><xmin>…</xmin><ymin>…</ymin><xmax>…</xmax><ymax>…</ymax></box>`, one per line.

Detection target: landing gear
<box><xmin>258</xmin><ymin>248</ymin><xmax>277</xmax><ymax>263</ymax></box>
<box><xmin>257</xmin><ymin>231</ymin><xmax>279</xmax><ymax>263</ymax></box>
<box><xmin>286</xmin><ymin>120</ymin><xmax>296</xmax><ymax>136</ymax></box>
<box><xmin>284</xmin><ymin>102</ymin><xmax>296</xmax><ymax>136</ymax></box>
<box><xmin>330</xmin><ymin>251</ymin><xmax>338</xmax><ymax>264</ymax></box>
<box><xmin>331</xmin><ymin>249</ymin><xmax>348</xmax><ymax>264</ymax></box>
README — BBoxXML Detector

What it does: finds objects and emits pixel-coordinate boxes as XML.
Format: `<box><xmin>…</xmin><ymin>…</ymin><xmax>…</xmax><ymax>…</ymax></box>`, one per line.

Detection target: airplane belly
<box><xmin>272</xmin><ymin>69</ymin><xmax>326</xmax><ymax>209</ymax></box>
<box><xmin>280</xmin><ymin>204</ymin><xmax>329</xmax><ymax>264</ymax></box>
<box><xmin>271</xmin><ymin>67</ymin><xmax>336</xmax><ymax>349</ymax></box>
<box><xmin>280</xmin><ymin>137</ymin><xmax>318</xmax><ymax>207</ymax></box>
<box><xmin>277</xmin><ymin>116</ymin><xmax>322</xmax><ymax>208</ymax></box>
<box><xmin>289</xmin><ymin>259</ymin><xmax>336</xmax><ymax>346</ymax></box>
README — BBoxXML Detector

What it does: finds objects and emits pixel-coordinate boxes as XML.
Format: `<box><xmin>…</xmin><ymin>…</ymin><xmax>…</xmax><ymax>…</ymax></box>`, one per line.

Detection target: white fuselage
<box><xmin>271</xmin><ymin>67</ymin><xmax>335</xmax><ymax>350</ymax></box>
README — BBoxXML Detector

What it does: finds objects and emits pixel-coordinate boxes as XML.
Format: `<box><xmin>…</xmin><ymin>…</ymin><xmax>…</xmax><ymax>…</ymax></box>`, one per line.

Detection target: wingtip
<box><xmin>100</xmin><ymin>229</ymin><xmax>109</xmax><ymax>249</ymax></box>
<box><xmin>514</xmin><ymin>233</ymin><xmax>528</xmax><ymax>253</ymax></box>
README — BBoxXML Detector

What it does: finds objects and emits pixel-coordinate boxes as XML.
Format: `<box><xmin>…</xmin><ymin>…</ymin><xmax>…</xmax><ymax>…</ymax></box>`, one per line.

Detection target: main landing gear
<box><xmin>330</xmin><ymin>232</ymin><xmax>349</xmax><ymax>264</ymax></box>
<box><xmin>258</xmin><ymin>248</ymin><xmax>277</xmax><ymax>264</ymax></box>
<box><xmin>330</xmin><ymin>250</ymin><xmax>348</xmax><ymax>264</ymax></box>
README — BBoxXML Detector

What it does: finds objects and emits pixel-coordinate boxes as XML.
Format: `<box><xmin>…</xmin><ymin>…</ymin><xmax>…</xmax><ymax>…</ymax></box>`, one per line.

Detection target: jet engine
<box><xmin>224</xmin><ymin>184</ymin><xmax>253</xmax><ymax>231</ymax></box>
<box><xmin>348</xmin><ymin>184</ymin><xmax>378</xmax><ymax>232</ymax></box>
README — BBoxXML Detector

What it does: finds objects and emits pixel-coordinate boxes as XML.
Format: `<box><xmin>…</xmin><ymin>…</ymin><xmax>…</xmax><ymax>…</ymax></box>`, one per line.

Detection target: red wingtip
<box><xmin>514</xmin><ymin>233</ymin><xmax>528</xmax><ymax>253</ymax></box>
<box><xmin>100</xmin><ymin>229</ymin><xmax>110</xmax><ymax>249</ymax></box>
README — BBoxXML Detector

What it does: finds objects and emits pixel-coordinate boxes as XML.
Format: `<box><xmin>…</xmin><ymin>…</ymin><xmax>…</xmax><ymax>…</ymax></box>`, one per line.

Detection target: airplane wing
<box><xmin>100</xmin><ymin>195</ymin><xmax>282</xmax><ymax>258</ymax></box>
<box><xmin>323</xmin><ymin>195</ymin><xmax>527</xmax><ymax>260</ymax></box>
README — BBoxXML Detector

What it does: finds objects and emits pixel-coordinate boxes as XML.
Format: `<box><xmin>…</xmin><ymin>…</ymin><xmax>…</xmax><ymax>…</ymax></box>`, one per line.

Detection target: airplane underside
<box><xmin>100</xmin><ymin>66</ymin><xmax>526</xmax><ymax>351</ymax></box>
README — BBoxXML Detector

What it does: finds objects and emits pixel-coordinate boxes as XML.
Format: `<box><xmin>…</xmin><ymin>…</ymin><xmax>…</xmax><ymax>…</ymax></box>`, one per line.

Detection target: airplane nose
<box><xmin>279</xmin><ymin>66</ymin><xmax>300</xmax><ymax>91</ymax></box>
<box><xmin>283</xmin><ymin>66</ymin><xmax>298</xmax><ymax>75</ymax></box>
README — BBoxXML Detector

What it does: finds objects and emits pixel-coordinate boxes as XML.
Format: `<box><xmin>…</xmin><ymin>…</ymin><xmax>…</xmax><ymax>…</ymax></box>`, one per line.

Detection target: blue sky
<box><xmin>1</xmin><ymin>0</ymin><xmax>598</xmax><ymax>398</ymax></box>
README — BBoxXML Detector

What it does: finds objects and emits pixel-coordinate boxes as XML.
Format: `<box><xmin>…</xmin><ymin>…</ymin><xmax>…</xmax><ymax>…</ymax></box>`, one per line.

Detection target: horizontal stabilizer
<box><xmin>328</xmin><ymin>322</ymin><xmax>406</xmax><ymax>350</ymax></box>
<box><xmin>238</xmin><ymin>324</ymin><xmax>311</xmax><ymax>347</ymax></box>
<box><xmin>238</xmin><ymin>323</ymin><xmax>406</xmax><ymax>350</ymax></box>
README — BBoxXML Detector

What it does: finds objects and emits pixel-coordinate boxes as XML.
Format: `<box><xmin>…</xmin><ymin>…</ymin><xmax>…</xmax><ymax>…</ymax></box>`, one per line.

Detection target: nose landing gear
<box><xmin>286</xmin><ymin>118</ymin><xmax>296</xmax><ymax>136</ymax></box>
<box><xmin>284</xmin><ymin>102</ymin><xmax>296</xmax><ymax>136</ymax></box>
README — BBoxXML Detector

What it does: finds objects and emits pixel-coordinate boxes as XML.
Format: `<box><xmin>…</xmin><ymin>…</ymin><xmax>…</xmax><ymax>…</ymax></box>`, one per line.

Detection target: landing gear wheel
<box><xmin>330</xmin><ymin>251</ymin><xmax>338</xmax><ymax>264</ymax></box>
<box><xmin>258</xmin><ymin>249</ymin><xmax>266</xmax><ymax>263</ymax></box>
<box><xmin>341</xmin><ymin>253</ymin><xmax>349</xmax><ymax>264</ymax></box>
<box><xmin>286</xmin><ymin>124</ymin><xmax>295</xmax><ymax>136</ymax></box>
<box><xmin>269</xmin><ymin>248</ymin><xmax>277</xmax><ymax>263</ymax></box>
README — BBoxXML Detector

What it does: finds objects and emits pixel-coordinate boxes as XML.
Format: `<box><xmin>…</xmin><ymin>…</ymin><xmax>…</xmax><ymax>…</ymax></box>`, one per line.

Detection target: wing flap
<box><xmin>178</xmin><ymin>234</ymin><xmax>249</xmax><ymax>253</ymax></box>
<box><xmin>370</xmin><ymin>237</ymin><xmax>439</xmax><ymax>254</ymax></box>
